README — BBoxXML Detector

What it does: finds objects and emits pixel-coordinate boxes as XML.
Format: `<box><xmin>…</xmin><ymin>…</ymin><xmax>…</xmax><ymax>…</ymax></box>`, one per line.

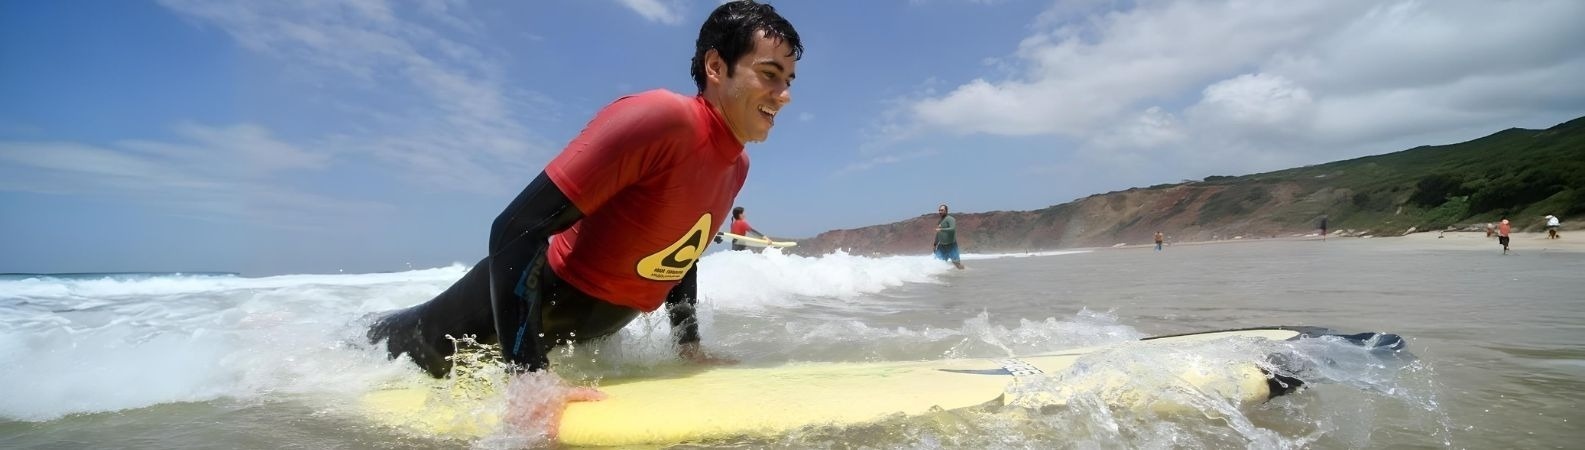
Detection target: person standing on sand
<box><xmin>1498</xmin><ymin>218</ymin><xmax>1512</xmax><ymax>254</ymax></box>
<box><xmin>1319</xmin><ymin>216</ymin><xmax>1328</xmax><ymax>241</ymax></box>
<box><xmin>934</xmin><ymin>204</ymin><xmax>965</xmax><ymax>270</ymax></box>
<box><xmin>1154</xmin><ymin>231</ymin><xmax>1164</xmax><ymax>251</ymax></box>
<box><xmin>1545</xmin><ymin>215</ymin><xmax>1561</xmax><ymax>239</ymax></box>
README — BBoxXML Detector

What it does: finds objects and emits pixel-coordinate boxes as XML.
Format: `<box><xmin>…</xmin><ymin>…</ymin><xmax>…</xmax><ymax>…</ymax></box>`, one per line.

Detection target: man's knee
<box><xmin>367</xmin><ymin>307</ymin><xmax>455</xmax><ymax>378</ymax></box>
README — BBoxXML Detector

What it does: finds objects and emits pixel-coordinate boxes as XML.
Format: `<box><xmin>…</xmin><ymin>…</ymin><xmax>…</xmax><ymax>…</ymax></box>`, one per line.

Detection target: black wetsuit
<box><xmin>367</xmin><ymin>172</ymin><xmax>702</xmax><ymax>378</ymax></box>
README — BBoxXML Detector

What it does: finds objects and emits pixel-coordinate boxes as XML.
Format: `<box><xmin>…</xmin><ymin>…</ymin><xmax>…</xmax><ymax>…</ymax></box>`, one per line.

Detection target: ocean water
<box><xmin>1</xmin><ymin>239</ymin><xmax>1581</xmax><ymax>449</ymax></box>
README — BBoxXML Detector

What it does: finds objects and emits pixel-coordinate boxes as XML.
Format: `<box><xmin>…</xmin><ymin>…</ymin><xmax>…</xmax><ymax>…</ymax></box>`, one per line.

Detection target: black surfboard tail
<box><xmin>1150</xmin><ymin>326</ymin><xmax>1411</xmax><ymax>398</ymax></box>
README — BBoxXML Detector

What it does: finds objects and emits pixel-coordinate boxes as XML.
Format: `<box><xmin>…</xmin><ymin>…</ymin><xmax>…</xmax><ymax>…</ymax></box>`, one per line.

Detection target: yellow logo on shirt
<box><xmin>636</xmin><ymin>214</ymin><xmax>712</xmax><ymax>281</ymax></box>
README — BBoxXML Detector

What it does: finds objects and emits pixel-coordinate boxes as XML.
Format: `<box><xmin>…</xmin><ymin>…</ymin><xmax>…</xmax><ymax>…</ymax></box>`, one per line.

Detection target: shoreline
<box><xmin>1389</xmin><ymin>230</ymin><xmax>1584</xmax><ymax>253</ymax></box>
<box><xmin>1094</xmin><ymin>231</ymin><xmax>1583</xmax><ymax>253</ymax></box>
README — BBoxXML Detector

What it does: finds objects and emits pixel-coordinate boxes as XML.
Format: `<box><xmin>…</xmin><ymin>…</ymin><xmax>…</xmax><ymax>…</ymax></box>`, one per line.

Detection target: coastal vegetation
<box><xmin>796</xmin><ymin>116</ymin><xmax>1585</xmax><ymax>255</ymax></box>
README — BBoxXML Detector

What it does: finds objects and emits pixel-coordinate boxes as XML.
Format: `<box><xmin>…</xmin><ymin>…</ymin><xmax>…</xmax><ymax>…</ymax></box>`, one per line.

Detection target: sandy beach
<box><xmin>1394</xmin><ymin>230</ymin><xmax>1583</xmax><ymax>253</ymax></box>
<box><xmin>1106</xmin><ymin>230</ymin><xmax>1583</xmax><ymax>254</ymax></box>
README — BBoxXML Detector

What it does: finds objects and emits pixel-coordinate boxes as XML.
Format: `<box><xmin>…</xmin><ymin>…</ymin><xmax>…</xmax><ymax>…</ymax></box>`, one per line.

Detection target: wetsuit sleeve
<box><xmin>489</xmin><ymin>171</ymin><xmax>582</xmax><ymax>254</ymax></box>
<box><xmin>545</xmin><ymin>94</ymin><xmax>692</xmax><ymax>216</ymax></box>
<box><xmin>663</xmin><ymin>264</ymin><xmax>702</xmax><ymax>346</ymax></box>
<box><xmin>487</xmin><ymin>171</ymin><xmax>583</xmax><ymax>371</ymax></box>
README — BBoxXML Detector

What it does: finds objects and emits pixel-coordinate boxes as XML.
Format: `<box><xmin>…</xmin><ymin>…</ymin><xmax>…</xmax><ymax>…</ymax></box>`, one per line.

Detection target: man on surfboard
<box><xmin>367</xmin><ymin>0</ymin><xmax>802</xmax><ymax>384</ymax></box>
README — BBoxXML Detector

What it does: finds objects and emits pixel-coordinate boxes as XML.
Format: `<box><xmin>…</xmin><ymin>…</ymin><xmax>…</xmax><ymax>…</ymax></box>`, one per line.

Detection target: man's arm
<box><xmin>489</xmin><ymin>172</ymin><xmax>583</xmax><ymax>255</ymax></box>
<box><xmin>664</xmin><ymin>265</ymin><xmax>702</xmax><ymax>347</ymax></box>
<box><xmin>663</xmin><ymin>264</ymin><xmax>735</xmax><ymax>364</ymax></box>
<box><xmin>936</xmin><ymin>217</ymin><xmax>954</xmax><ymax>231</ymax></box>
<box><xmin>486</xmin><ymin>171</ymin><xmax>584</xmax><ymax>371</ymax></box>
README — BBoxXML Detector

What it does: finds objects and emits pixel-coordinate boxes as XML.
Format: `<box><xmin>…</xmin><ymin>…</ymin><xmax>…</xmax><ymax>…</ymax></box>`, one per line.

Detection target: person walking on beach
<box><xmin>1545</xmin><ymin>214</ymin><xmax>1561</xmax><ymax>239</ymax></box>
<box><xmin>1498</xmin><ymin>218</ymin><xmax>1512</xmax><ymax>254</ymax></box>
<box><xmin>934</xmin><ymin>204</ymin><xmax>965</xmax><ymax>269</ymax></box>
<box><xmin>367</xmin><ymin>0</ymin><xmax>801</xmax><ymax>397</ymax></box>
<box><xmin>1319</xmin><ymin>216</ymin><xmax>1328</xmax><ymax>241</ymax></box>
<box><xmin>1154</xmin><ymin>231</ymin><xmax>1164</xmax><ymax>251</ymax></box>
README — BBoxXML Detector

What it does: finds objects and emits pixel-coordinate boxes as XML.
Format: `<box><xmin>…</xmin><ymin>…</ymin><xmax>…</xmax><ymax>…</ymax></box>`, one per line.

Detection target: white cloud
<box><xmin>888</xmin><ymin>0</ymin><xmax>1585</xmax><ymax>177</ymax></box>
<box><xmin>123</xmin><ymin>122</ymin><xmax>330</xmax><ymax>175</ymax></box>
<box><xmin>906</xmin><ymin>0</ymin><xmax>1353</xmax><ymax>137</ymax></box>
<box><xmin>909</xmin><ymin>0</ymin><xmax>1011</xmax><ymax>6</ymax></box>
<box><xmin>157</xmin><ymin>0</ymin><xmax>554</xmax><ymax>194</ymax></box>
<box><xmin>0</xmin><ymin>142</ymin><xmax>202</xmax><ymax>191</ymax></box>
<box><xmin>1091</xmin><ymin>106</ymin><xmax>1186</xmax><ymax>151</ymax></box>
<box><xmin>616</xmin><ymin>0</ymin><xmax>686</xmax><ymax>25</ymax></box>
<box><xmin>834</xmin><ymin>149</ymin><xmax>940</xmax><ymax>176</ymax></box>
<box><xmin>0</xmin><ymin>123</ymin><xmax>390</xmax><ymax>229</ymax></box>
<box><xmin>1266</xmin><ymin>1</ymin><xmax>1585</xmax><ymax>95</ymax></box>
<box><xmin>1192</xmin><ymin>73</ymin><xmax>1314</xmax><ymax>128</ymax></box>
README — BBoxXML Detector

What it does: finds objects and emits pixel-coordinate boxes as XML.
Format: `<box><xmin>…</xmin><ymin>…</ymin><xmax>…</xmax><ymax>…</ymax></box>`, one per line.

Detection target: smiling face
<box><xmin>703</xmin><ymin>30</ymin><xmax>796</xmax><ymax>144</ymax></box>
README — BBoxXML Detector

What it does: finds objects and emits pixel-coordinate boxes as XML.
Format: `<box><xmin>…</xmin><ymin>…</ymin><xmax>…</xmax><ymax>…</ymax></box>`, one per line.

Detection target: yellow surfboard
<box><xmin>718</xmin><ymin>231</ymin><xmax>797</xmax><ymax>248</ymax></box>
<box><xmin>360</xmin><ymin>327</ymin><xmax>1399</xmax><ymax>446</ymax></box>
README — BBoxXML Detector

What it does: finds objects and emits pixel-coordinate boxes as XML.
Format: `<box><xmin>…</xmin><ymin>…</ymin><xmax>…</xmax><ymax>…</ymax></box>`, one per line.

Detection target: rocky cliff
<box><xmin>792</xmin><ymin>182</ymin><xmax>1332</xmax><ymax>256</ymax></box>
<box><xmin>790</xmin><ymin>116</ymin><xmax>1585</xmax><ymax>256</ymax></box>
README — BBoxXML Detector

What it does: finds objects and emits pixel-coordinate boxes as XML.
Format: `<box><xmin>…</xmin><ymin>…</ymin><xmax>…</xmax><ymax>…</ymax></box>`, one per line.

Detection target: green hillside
<box><xmin>797</xmin><ymin>117</ymin><xmax>1585</xmax><ymax>256</ymax></box>
<box><xmin>1189</xmin><ymin>116</ymin><xmax>1585</xmax><ymax>232</ymax></box>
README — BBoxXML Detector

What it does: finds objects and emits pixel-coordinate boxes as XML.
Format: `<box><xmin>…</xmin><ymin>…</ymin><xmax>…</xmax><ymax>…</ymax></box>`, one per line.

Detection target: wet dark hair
<box><xmin>732</xmin><ymin>206</ymin><xmax>746</xmax><ymax>219</ymax></box>
<box><xmin>690</xmin><ymin>1</ymin><xmax>803</xmax><ymax>93</ymax></box>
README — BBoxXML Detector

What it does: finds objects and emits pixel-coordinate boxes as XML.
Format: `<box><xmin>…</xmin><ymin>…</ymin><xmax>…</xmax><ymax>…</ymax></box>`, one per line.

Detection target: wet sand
<box><xmin>1395</xmin><ymin>230</ymin><xmax>1582</xmax><ymax>253</ymax></box>
<box><xmin>1107</xmin><ymin>230</ymin><xmax>1582</xmax><ymax>254</ymax></box>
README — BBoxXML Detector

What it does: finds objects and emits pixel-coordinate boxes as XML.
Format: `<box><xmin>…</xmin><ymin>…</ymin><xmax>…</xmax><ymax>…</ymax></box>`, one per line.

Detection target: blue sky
<box><xmin>3</xmin><ymin>0</ymin><xmax>1583</xmax><ymax>275</ymax></box>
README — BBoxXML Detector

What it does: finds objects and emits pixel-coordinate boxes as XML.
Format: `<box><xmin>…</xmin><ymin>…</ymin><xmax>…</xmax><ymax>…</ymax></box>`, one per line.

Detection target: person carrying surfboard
<box><xmin>727</xmin><ymin>206</ymin><xmax>763</xmax><ymax>251</ymax></box>
<box><xmin>934</xmin><ymin>204</ymin><xmax>965</xmax><ymax>269</ymax></box>
<box><xmin>367</xmin><ymin>0</ymin><xmax>802</xmax><ymax>386</ymax></box>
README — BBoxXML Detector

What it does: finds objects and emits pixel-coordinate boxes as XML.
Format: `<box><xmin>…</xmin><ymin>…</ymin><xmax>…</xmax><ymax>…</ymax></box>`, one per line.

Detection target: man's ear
<box><xmin>703</xmin><ymin>49</ymin><xmax>726</xmax><ymax>84</ymax></box>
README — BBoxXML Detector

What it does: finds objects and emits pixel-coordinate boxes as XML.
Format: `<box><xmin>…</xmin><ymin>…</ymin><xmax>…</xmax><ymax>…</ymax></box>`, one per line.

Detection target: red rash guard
<box><xmin>731</xmin><ymin>219</ymin><xmax>752</xmax><ymax>235</ymax></box>
<box><xmin>545</xmin><ymin>90</ymin><xmax>748</xmax><ymax>311</ymax></box>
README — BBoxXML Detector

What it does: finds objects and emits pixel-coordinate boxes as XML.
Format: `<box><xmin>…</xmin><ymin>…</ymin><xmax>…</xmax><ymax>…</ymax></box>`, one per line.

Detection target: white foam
<box><xmin>699</xmin><ymin>249</ymin><xmax>952</xmax><ymax>310</ymax></box>
<box><xmin>0</xmin><ymin>265</ymin><xmax>468</xmax><ymax>300</ymax></box>
<box><xmin>0</xmin><ymin>268</ymin><xmax>466</xmax><ymax>420</ymax></box>
<box><xmin>0</xmin><ymin>251</ymin><xmax>994</xmax><ymax>420</ymax></box>
<box><xmin>962</xmin><ymin>249</ymin><xmax>1093</xmax><ymax>260</ymax></box>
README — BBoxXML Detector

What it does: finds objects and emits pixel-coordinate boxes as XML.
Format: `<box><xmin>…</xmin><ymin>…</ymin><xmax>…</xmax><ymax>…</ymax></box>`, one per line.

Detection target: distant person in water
<box><xmin>728</xmin><ymin>206</ymin><xmax>762</xmax><ymax>251</ymax></box>
<box><xmin>366</xmin><ymin>1</ymin><xmax>802</xmax><ymax>381</ymax></box>
<box><xmin>1545</xmin><ymin>214</ymin><xmax>1561</xmax><ymax>239</ymax></box>
<box><xmin>1154</xmin><ymin>231</ymin><xmax>1165</xmax><ymax>251</ymax></box>
<box><xmin>1319</xmin><ymin>216</ymin><xmax>1328</xmax><ymax>241</ymax></box>
<box><xmin>934</xmin><ymin>204</ymin><xmax>965</xmax><ymax>269</ymax></box>
<box><xmin>1498</xmin><ymin>218</ymin><xmax>1512</xmax><ymax>254</ymax></box>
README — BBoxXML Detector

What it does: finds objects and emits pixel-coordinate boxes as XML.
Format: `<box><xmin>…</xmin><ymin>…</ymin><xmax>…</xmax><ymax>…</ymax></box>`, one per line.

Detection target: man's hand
<box><xmin>679</xmin><ymin>342</ymin><xmax>738</xmax><ymax>366</ymax></box>
<box><xmin>503</xmin><ymin>371</ymin><xmax>606</xmax><ymax>442</ymax></box>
